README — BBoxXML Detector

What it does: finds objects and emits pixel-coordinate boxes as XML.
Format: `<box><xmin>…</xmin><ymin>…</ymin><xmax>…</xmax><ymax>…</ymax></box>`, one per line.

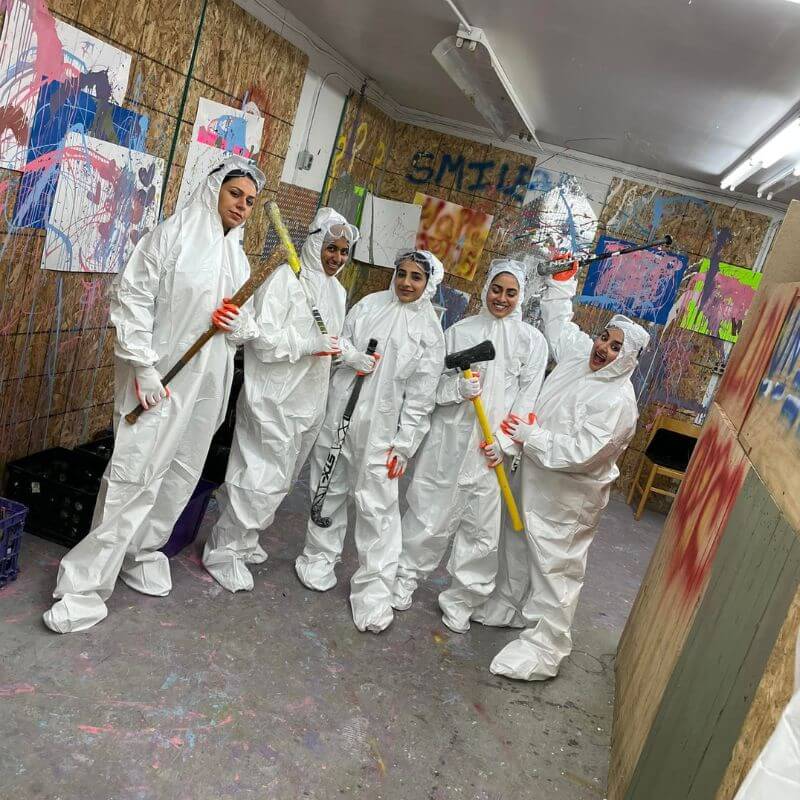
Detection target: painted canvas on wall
<box><xmin>14</xmin><ymin>80</ymin><xmax>148</xmax><ymax>228</ymax></box>
<box><xmin>354</xmin><ymin>193</ymin><xmax>421</xmax><ymax>269</ymax></box>
<box><xmin>42</xmin><ymin>131</ymin><xmax>163</xmax><ymax>273</ymax></box>
<box><xmin>0</xmin><ymin>0</ymin><xmax>132</xmax><ymax>171</ymax></box>
<box><xmin>176</xmin><ymin>98</ymin><xmax>264</xmax><ymax>211</ymax></box>
<box><xmin>679</xmin><ymin>258</ymin><xmax>763</xmax><ymax>342</ymax></box>
<box><xmin>740</xmin><ymin>296</ymin><xmax>800</xmax><ymax>533</ymax></box>
<box><xmin>579</xmin><ymin>236</ymin><xmax>687</xmax><ymax>325</ymax></box>
<box><xmin>414</xmin><ymin>192</ymin><xmax>493</xmax><ymax>282</ymax></box>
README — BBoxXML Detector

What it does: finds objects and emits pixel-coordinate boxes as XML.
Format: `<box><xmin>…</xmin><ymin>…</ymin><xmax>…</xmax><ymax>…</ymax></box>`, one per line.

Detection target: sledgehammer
<box><xmin>445</xmin><ymin>340</ymin><xmax>524</xmax><ymax>532</ymax></box>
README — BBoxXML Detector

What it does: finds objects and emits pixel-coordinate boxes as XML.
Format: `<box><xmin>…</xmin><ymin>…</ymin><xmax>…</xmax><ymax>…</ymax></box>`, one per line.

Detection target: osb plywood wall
<box><xmin>0</xmin><ymin>0</ymin><xmax>308</xmax><ymax>472</ymax></box>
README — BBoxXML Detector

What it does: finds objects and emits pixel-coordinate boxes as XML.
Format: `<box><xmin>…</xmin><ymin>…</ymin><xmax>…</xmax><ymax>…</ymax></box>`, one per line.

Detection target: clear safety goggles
<box><xmin>394</xmin><ymin>249</ymin><xmax>433</xmax><ymax>276</ymax></box>
<box><xmin>312</xmin><ymin>220</ymin><xmax>360</xmax><ymax>246</ymax></box>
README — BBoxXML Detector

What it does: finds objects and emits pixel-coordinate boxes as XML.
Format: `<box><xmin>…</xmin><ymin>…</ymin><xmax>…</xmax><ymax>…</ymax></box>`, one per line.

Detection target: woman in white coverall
<box><xmin>203</xmin><ymin>208</ymin><xmax>364</xmax><ymax>592</ymax></box>
<box><xmin>391</xmin><ymin>259</ymin><xmax>549</xmax><ymax>633</ymax></box>
<box><xmin>476</xmin><ymin>268</ymin><xmax>650</xmax><ymax>680</ymax></box>
<box><xmin>43</xmin><ymin>156</ymin><xmax>264</xmax><ymax>633</ymax></box>
<box><xmin>295</xmin><ymin>250</ymin><xmax>446</xmax><ymax>633</ymax></box>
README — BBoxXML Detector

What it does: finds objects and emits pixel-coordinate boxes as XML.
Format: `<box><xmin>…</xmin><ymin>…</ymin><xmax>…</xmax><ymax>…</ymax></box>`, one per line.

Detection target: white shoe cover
<box><xmin>390</xmin><ymin>575</ymin><xmax>415</xmax><ymax>611</ymax></box>
<box><xmin>43</xmin><ymin>593</ymin><xmax>108</xmax><ymax>633</ymax></box>
<box><xmin>471</xmin><ymin>597</ymin><xmax>525</xmax><ymax>628</ymax></box>
<box><xmin>119</xmin><ymin>552</ymin><xmax>172</xmax><ymax>597</ymax></box>
<box><xmin>489</xmin><ymin>637</ymin><xmax>560</xmax><ymax>681</ymax></box>
<box><xmin>441</xmin><ymin>614</ymin><xmax>470</xmax><ymax>634</ymax></box>
<box><xmin>294</xmin><ymin>556</ymin><xmax>337</xmax><ymax>592</ymax></box>
<box><xmin>203</xmin><ymin>553</ymin><xmax>254</xmax><ymax>592</ymax></box>
<box><xmin>245</xmin><ymin>543</ymin><xmax>269</xmax><ymax>565</ymax></box>
<box><xmin>353</xmin><ymin>604</ymin><xmax>394</xmax><ymax>634</ymax></box>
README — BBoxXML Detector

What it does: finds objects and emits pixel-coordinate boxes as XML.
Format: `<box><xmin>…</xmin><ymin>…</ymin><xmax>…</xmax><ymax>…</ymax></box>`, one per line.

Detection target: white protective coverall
<box><xmin>295</xmin><ymin>251</ymin><xmax>446</xmax><ymax>633</ymax></box>
<box><xmin>734</xmin><ymin>627</ymin><xmax>800</xmax><ymax>799</ymax></box>
<box><xmin>475</xmin><ymin>274</ymin><xmax>649</xmax><ymax>680</ymax></box>
<box><xmin>202</xmin><ymin>209</ymin><xmax>359</xmax><ymax>592</ymax></box>
<box><xmin>392</xmin><ymin>260</ymin><xmax>549</xmax><ymax>632</ymax></box>
<box><xmin>43</xmin><ymin>156</ymin><xmax>263</xmax><ymax>633</ymax></box>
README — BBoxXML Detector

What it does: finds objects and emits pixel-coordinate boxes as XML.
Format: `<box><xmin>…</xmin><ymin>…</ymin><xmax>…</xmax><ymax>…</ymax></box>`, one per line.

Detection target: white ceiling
<box><xmin>276</xmin><ymin>0</ymin><xmax>800</xmax><ymax>200</ymax></box>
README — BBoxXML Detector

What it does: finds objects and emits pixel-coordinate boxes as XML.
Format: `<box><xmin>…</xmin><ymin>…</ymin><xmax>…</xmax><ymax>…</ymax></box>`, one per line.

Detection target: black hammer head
<box><xmin>444</xmin><ymin>339</ymin><xmax>496</xmax><ymax>371</ymax></box>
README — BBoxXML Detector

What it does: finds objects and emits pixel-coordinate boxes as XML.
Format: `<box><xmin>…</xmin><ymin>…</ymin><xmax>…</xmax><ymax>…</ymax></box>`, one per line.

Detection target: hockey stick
<box><xmin>310</xmin><ymin>338</ymin><xmax>378</xmax><ymax>527</ymax></box>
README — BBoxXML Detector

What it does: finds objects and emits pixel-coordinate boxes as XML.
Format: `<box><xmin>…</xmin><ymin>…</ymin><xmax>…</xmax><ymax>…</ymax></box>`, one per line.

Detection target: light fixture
<box><xmin>721</xmin><ymin>115</ymin><xmax>800</xmax><ymax>190</ymax></box>
<box><xmin>434</xmin><ymin>1</ymin><xmax>538</xmax><ymax>144</ymax></box>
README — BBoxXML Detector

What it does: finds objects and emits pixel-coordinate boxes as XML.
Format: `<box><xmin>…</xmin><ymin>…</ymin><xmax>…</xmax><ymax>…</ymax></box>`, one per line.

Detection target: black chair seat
<box><xmin>644</xmin><ymin>429</ymin><xmax>697</xmax><ymax>472</ymax></box>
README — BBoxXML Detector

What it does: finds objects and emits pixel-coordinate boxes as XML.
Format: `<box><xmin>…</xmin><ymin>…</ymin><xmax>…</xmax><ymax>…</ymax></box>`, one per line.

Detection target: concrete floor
<box><xmin>0</xmin><ymin>477</ymin><xmax>662</xmax><ymax>800</ymax></box>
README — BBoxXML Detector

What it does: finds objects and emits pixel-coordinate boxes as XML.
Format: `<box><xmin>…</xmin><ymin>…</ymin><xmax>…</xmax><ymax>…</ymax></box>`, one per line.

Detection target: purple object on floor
<box><xmin>160</xmin><ymin>479</ymin><xmax>216</xmax><ymax>558</ymax></box>
<box><xmin>0</xmin><ymin>497</ymin><xmax>28</xmax><ymax>588</ymax></box>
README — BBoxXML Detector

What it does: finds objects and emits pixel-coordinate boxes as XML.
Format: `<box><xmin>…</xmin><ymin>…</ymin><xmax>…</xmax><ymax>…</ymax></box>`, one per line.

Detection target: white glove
<box><xmin>458</xmin><ymin>370</ymin><xmax>481</xmax><ymax>400</ymax></box>
<box><xmin>304</xmin><ymin>332</ymin><xmax>341</xmax><ymax>357</ymax></box>
<box><xmin>500</xmin><ymin>412</ymin><xmax>538</xmax><ymax>444</ymax></box>
<box><xmin>386</xmin><ymin>449</ymin><xmax>408</xmax><ymax>479</ymax></box>
<box><xmin>134</xmin><ymin>366</ymin><xmax>168</xmax><ymax>410</ymax></box>
<box><xmin>211</xmin><ymin>298</ymin><xmax>244</xmax><ymax>334</ymax></box>
<box><xmin>480</xmin><ymin>439</ymin><xmax>503</xmax><ymax>467</ymax></box>
<box><xmin>341</xmin><ymin>346</ymin><xmax>381</xmax><ymax>374</ymax></box>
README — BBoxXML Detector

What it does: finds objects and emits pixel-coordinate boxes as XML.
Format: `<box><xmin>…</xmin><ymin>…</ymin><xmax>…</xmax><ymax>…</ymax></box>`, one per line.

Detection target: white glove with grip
<box><xmin>458</xmin><ymin>370</ymin><xmax>481</xmax><ymax>400</ymax></box>
<box><xmin>387</xmin><ymin>449</ymin><xmax>408</xmax><ymax>479</ymax></box>
<box><xmin>134</xmin><ymin>366</ymin><xmax>168</xmax><ymax>410</ymax></box>
<box><xmin>480</xmin><ymin>439</ymin><xmax>503</xmax><ymax>467</ymax></box>
<box><xmin>500</xmin><ymin>412</ymin><xmax>538</xmax><ymax>444</ymax></box>
<box><xmin>303</xmin><ymin>332</ymin><xmax>341</xmax><ymax>357</ymax></box>
<box><xmin>341</xmin><ymin>346</ymin><xmax>380</xmax><ymax>374</ymax></box>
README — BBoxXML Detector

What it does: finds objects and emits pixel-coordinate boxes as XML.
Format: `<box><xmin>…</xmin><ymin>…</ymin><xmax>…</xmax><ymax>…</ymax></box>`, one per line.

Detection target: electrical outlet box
<box><xmin>296</xmin><ymin>150</ymin><xmax>314</xmax><ymax>171</ymax></box>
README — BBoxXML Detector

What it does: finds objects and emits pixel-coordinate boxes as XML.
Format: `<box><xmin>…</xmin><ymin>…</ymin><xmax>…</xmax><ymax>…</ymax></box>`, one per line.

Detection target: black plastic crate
<box><xmin>75</xmin><ymin>433</ymin><xmax>114</xmax><ymax>463</ymax></box>
<box><xmin>5</xmin><ymin>447</ymin><xmax>106</xmax><ymax>549</ymax></box>
<box><xmin>0</xmin><ymin>497</ymin><xmax>27</xmax><ymax>588</ymax></box>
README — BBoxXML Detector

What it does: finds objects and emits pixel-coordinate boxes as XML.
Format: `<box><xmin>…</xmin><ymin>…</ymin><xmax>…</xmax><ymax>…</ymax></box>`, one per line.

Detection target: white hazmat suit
<box><xmin>43</xmin><ymin>156</ymin><xmax>263</xmax><ymax>633</ymax></box>
<box><xmin>392</xmin><ymin>260</ymin><xmax>549</xmax><ymax>632</ymax></box>
<box><xmin>295</xmin><ymin>251</ymin><xmax>446</xmax><ymax>633</ymax></box>
<box><xmin>203</xmin><ymin>209</ymin><xmax>360</xmax><ymax>592</ymax></box>
<box><xmin>734</xmin><ymin>627</ymin><xmax>800</xmax><ymax>799</ymax></box>
<box><xmin>475</xmin><ymin>274</ymin><xmax>649</xmax><ymax>680</ymax></box>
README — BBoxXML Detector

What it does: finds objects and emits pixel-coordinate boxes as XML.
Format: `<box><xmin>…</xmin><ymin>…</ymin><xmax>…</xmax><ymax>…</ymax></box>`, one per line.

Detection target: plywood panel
<box><xmin>140</xmin><ymin>0</ymin><xmax>204</xmax><ymax>74</ymax></box>
<box><xmin>610</xmin><ymin>403</ymin><xmax>749</xmax><ymax>800</ymax></box>
<box><xmin>622</xmin><ymin>468</ymin><xmax>800</xmax><ymax>799</ymax></box>
<box><xmin>110</xmin><ymin>0</ymin><xmax>149</xmax><ymax>51</ymax></box>
<box><xmin>77</xmin><ymin>0</ymin><xmax>113</xmax><ymax>36</ymax></box>
<box><xmin>193</xmin><ymin>0</ymin><xmax>245</xmax><ymax>96</ymax></box>
<box><xmin>716</xmin><ymin>583</ymin><xmax>800</xmax><ymax>800</ymax></box>
<box><xmin>716</xmin><ymin>283</ymin><xmax>798</xmax><ymax>430</ymax></box>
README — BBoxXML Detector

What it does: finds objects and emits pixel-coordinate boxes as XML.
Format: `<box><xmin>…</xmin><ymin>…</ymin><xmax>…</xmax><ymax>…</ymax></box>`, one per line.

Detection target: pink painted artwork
<box><xmin>579</xmin><ymin>236</ymin><xmax>687</xmax><ymax>324</ymax></box>
<box><xmin>0</xmin><ymin>0</ymin><xmax>131</xmax><ymax>171</ymax></box>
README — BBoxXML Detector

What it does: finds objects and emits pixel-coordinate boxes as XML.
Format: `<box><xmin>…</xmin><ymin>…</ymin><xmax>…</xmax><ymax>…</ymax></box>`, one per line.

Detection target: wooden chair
<box><xmin>627</xmin><ymin>414</ymin><xmax>702</xmax><ymax>520</ymax></box>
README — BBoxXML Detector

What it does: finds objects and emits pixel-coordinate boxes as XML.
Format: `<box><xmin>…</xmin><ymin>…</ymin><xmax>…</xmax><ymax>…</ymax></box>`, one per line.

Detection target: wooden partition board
<box><xmin>716</xmin><ymin>283</ymin><xmax>799</xmax><ymax>430</ymax></box>
<box><xmin>740</xmin><ymin>294</ymin><xmax>800</xmax><ymax>532</ymax></box>
<box><xmin>610</xmin><ymin>403</ymin><xmax>750</xmax><ymax>799</ymax></box>
<box><xmin>716</xmin><ymin>583</ymin><xmax>800</xmax><ymax>799</ymax></box>
<box><xmin>620</xmin><ymin>466</ymin><xmax>800</xmax><ymax>800</ymax></box>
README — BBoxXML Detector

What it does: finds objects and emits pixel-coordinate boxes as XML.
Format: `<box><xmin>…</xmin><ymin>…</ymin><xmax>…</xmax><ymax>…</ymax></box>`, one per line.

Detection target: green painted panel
<box><xmin>625</xmin><ymin>468</ymin><xmax>800</xmax><ymax>799</ymax></box>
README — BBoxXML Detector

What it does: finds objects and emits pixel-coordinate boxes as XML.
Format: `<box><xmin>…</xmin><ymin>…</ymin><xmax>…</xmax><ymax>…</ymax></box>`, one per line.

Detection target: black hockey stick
<box><xmin>310</xmin><ymin>338</ymin><xmax>378</xmax><ymax>528</ymax></box>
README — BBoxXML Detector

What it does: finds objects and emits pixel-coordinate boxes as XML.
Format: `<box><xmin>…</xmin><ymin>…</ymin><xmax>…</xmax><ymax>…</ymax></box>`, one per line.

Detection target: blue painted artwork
<box><xmin>439</xmin><ymin>284</ymin><xmax>471</xmax><ymax>329</ymax></box>
<box><xmin>14</xmin><ymin>80</ymin><xmax>148</xmax><ymax>229</ymax></box>
<box><xmin>578</xmin><ymin>235</ymin><xmax>687</xmax><ymax>325</ymax></box>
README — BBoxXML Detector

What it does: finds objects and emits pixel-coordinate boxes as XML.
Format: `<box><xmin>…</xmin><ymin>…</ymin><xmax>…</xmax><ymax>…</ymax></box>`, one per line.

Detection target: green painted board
<box><xmin>625</xmin><ymin>468</ymin><xmax>800</xmax><ymax>799</ymax></box>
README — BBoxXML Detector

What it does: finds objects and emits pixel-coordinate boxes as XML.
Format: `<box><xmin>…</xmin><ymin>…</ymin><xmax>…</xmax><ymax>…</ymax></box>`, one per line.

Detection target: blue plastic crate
<box><xmin>0</xmin><ymin>497</ymin><xmax>28</xmax><ymax>588</ymax></box>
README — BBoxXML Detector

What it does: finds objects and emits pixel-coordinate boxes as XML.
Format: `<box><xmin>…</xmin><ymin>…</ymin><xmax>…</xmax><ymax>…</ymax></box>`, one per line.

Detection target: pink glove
<box><xmin>500</xmin><ymin>412</ymin><xmax>538</xmax><ymax>444</ymax></box>
<box><xmin>480</xmin><ymin>439</ymin><xmax>503</xmax><ymax>468</ymax></box>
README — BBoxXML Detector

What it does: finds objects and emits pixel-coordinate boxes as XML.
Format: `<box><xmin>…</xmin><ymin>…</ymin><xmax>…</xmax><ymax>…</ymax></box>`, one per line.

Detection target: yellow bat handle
<box><xmin>267</xmin><ymin>201</ymin><xmax>302</xmax><ymax>276</ymax></box>
<box><xmin>464</xmin><ymin>368</ymin><xmax>524</xmax><ymax>532</ymax></box>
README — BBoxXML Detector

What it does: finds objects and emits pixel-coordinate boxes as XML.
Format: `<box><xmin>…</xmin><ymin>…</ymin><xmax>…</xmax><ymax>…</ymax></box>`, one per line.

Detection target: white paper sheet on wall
<box><xmin>176</xmin><ymin>98</ymin><xmax>264</xmax><ymax>211</ymax></box>
<box><xmin>42</xmin><ymin>131</ymin><xmax>164</xmax><ymax>273</ymax></box>
<box><xmin>0</xmin><ymin>0</ymin><xmax>132</xmax><ymax>170</ymax></box>
<box><xmin>354</xmin><ymin>193</ymin><xmax>422</xmax><ymax>269</ymax></box>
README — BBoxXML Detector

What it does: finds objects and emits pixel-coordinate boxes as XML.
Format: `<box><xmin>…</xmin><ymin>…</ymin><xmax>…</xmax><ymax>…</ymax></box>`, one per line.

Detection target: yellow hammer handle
<box><xmin>464</xmin><ymin>368</ymin><xmax>524</xmax><ymax>532</ymax></box>
<box><xmin>267</xmin><ymin>201</ymin><xmax>302</xmax><ymax>276</ymax></box>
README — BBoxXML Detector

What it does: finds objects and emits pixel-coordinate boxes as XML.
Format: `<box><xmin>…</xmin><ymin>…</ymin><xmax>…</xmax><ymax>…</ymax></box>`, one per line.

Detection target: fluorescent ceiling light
<box><xmin>433</xmin><ymin>15</ymin><xmax>538</xmax><ymax>143</ymax></box>
<box><xmin>721</xmin><ymin>115</ymin><xmax>800</xmax><ymax>190</ymax></box>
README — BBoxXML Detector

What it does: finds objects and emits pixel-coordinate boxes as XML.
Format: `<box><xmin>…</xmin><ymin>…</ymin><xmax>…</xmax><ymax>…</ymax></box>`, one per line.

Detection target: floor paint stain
<box><xmin>160</xmin><ymin>673</ymin><xmax>180</xmax><ymax>690</ymax></box>
<box><xmin>0</xmin><ymin>683</ymin><xmax>36</xmax><ymax>697</ymax></box>
<box><xmin>431</xmin><ymin>631</ymin><xmax>445</xmax><ymax>645</ymax></box>
<box><xmin>78</xmin><ymin>723</ymin><xmax>115</xmax><ymax>735</ymax></box>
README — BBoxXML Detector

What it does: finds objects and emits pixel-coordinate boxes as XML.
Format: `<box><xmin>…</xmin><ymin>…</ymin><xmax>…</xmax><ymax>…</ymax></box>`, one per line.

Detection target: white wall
<box><xmin>280</xmin><ymin>68</ymin><xmax>347</xmax><ymax>192</ymax></box>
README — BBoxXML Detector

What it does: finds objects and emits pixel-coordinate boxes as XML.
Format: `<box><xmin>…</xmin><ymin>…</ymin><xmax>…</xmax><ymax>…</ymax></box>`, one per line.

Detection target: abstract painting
<box><xmin>0</xmin><ymin>0</ymin><xmax>132</xmax><ymax>170</ymax></box>
<box><xmin>579</xmin><ymin>236</ymin><xmax>687</xmax><ymax>325</ymax></box>
<box><xmin>439</xmin><ymin>284</ymin><xmax>471</xmax><ymax>329</ymax></box>
<box><xmin>14</xmin><ymin>79</ymin><xmax>147</xmax><ymax>228</ymax></box>
<box><xmin>678</xmin><ymin>258</ymin><xmax>762</xmax><ymax>342</ymax></box>
<box><xmin>414</xmin><ymin>192</ymin><xmax>493</xmax><ymax>281</ymax></box>
<box><xmin>176</xmin><ymin>98</ymin><xmax>264</xmax><ymax>210</ymax></box>
<box><xmin>42</xmin><ymin>131</ymin><xmax>163</xmax><ymax>273</ymax></box>
<box><xmin>354</xmin><ymin>193</ymin><xmax>421</xmax><ymax>269</ymax></box>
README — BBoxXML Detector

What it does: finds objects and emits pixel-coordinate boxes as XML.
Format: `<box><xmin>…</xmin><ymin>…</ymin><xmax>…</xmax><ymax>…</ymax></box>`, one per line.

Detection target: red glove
<box><xmin>211</xmin><ymin>298</ymin><xmax>240</xmax><ymax>332</ymax></box>
<box><xmin>551</xmin><ymin>252</ymin><xmax>579</xmax><ymax>282</ymax></box>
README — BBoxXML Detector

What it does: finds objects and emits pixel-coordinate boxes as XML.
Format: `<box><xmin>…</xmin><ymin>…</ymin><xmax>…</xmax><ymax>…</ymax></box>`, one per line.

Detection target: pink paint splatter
<box><xmin>0</xmin><ymin>683</ymin><xmax>36</xmax><ymax>697</ymax></box>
